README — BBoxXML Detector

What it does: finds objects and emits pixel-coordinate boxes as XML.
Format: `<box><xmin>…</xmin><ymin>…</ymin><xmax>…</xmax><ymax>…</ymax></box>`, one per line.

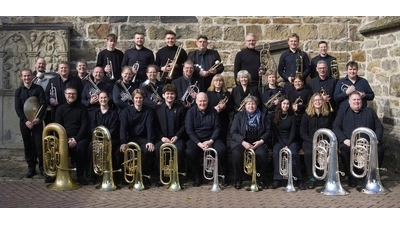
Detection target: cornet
<box><xmin>264</xmin><ymin>91</ymin><xmax>281</xmax><ymax>109</ymax></box>
<box><xmin>208</xmin><ymin>60</ymin><xmax>223</xmax><ymax>72</ymax></box>
<box><xmin>143</xmin><ymin>79</ymin><xmax>163</xmax><ymax>104</ymax></box>
<box><xmin>106</xmin><ymin>57</ymin><xmax>115</xmax><ymax>80</ymax></box>
<box><xmin>244</xmin><ymin>148</ymin><xmax>260</xmax><ymax>192</ymax></box>
<box><xmin>341</xmin><ymin>82</ymin><xmax>362</xmax><ymax>95</ymax></box>
<box><xmin>204</xmin><ymin>148</ymin><xmax>223</xmax><ymax>192</ymax></box>
<box><xmin>237</xmin><ymin>94</ymin><xmax>250</xmax><ymax>112</ymax></box>
<box><xmin>180</xmin><ymin>81</ymin><xmax>199</xmax><ymax>105</ymax></box>
<box><xmin>279</xmin><ymin>146</ymin><xmax>296</xmax><ymax>192</ymax></box>
<box><xmin>320</xmin><ymin>87</ymin><xmax>334</xmax><ymax>113</ymax></box>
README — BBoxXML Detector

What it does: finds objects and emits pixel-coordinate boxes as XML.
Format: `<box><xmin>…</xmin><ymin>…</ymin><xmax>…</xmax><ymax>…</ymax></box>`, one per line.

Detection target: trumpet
<box><xmin>122</xmin><ymin>142</ymin><xmax>149</xmax><ymax>191</ymax></box>
<box><xmin>180</xmin><ymin>81</ymin><xmax>199</xmax><ymax>105</ymax></box>
<box><xmin>264</xmin><ymin>91</ymin><xmax>281</xmax><ymax>109</ymax></box>
<box><xmin>160</xmin><ymin>143</ymin><xmax>185</xmax><ymax>191</ymax></box>
<box><xmin>204</xmin><ymin>148</ymin><xmax>223</xmax><ymax>192</ymax></box>
<box><xmin>279</xmin><ymin>146</ymin><xmax>296</xmax><ymax>192</ymax></box>
<box><xmin>330</xmin><ymin>59</ymin><xmax>339</xmax><ymax>79</ymax></box>
<box><xmin>142</xmin><ymin>79</ymin><xmax>163</xmax><ymax>104</ymax></box>
<box><xmin>237</xmin><ymin>94</ymin><xmax>250</xmax><ymax>112</ymax></box>
<box><xmin>106</xmin><ymin>57</ymin><xmax>115</xmax><ymax>80</ymax></box>
<box><xmin>116</xmin><ymin>78</ymin><xmax>133</xmax><ymax>102</ymax></box>
<box><xmin>341</xmin><ymin>82</ymin><xmax>362</xmax><ymax>95</ymax></box>
<box><xmin>320</xmin><ymin>87</ymin><xmax>334</xmax><ymax>113</ymax></box>
<box><xmin>49</xmin><ymin>82</ymin><xmax>58</xmax><ymax>103</ymax></box>
<box><xmin>163</xmin><ymin>45</ymin><xmax>183</xmax><ymax>81</ymax></box>
<box><xmin>244</xmin><ymin>148</ymin><xmax>260</xmax><ymax>192</ymax></box>
<box><xmin>217</xmin><ymin>95</ymin><xmax>228</xmax><ymax>108</ymax></box>
<box><xmin>83</xmin><ymin>74</ymin><xmax>101</xmax><ymax>97</ymax></box>
<box><xmin>208</xmin><ymin>60</ymin><xmax>223</xmax><ymax>72</ymax></box>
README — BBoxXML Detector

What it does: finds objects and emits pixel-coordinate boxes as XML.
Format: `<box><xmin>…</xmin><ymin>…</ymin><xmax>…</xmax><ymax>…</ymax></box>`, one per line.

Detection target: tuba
<box><xmin>106</xmin><ymin>57</ymin><xmax>115</xmax><ymax>80</ymax></box>
<box><xmin>264</xmin><ymin>91</ymin><xmax>282</xmax><ymax>109</ymax></box>
<box><xmin>320</xmin><ymin>87</ymin><xmax>334</xmax><ymax>113</ymax></box>
<box><xmin>313</xmin><ymin>128</ymin><xmax>349</xmax><ymax>195</ymax></box>
<box><xmin>143</xmin><ymin>79</ymin><xmax>163</xmax><ymax>104</ymax></box>
<box><xmin>163</xmin><ymin>45</ymin><xmax>182</xmax><ymax>81</ymax></box>
<box><xmin>159</xmin><ymin>143</ymin><xmax>186</xmax><ymax>191</ymax></box>
<box><xmin>279</xmin><ymin>146</ymin><xmax>296</xmax><ymax>192</ymax></box>
<box><xmin>122</xmin><ymin>142</ymin><xmax>149</xmax><ymax>190</ymax></box>
<box><xmin>92</xmin><ymin>125</ymin><xmax>121</xmax><ymax>191</ymax></box>
<box><xmin>203</xmin><ymin>148</ymin><xmax>223</xmax><ymax>192</ymax></box>
<box><xmin>42</xmin><ymin>123</ymin><xmax>81</xmax><ymax>190</ymax></box>
<box><xmin>244</xmin><ymin>148</ymin><xmax>260</xmax><ymax>192</ymax></box>
<box><xmin>350</xmin><ymin>127</ymin><xmax>389</xmax><ymax>194</ymax></box>
<box><xmin>330</xmin><ymin>59</ymin><xmax>340</xmax><ymax>79</ymax></box>
<box><xmin>180</xmin><ymin>81</ymin><xmax>200</xmax><ymax>105</ymax></box>
<box><xmin>116</xmin><ymin>78</ymin><xmax>133</xmax><ymax>102</ymax></box>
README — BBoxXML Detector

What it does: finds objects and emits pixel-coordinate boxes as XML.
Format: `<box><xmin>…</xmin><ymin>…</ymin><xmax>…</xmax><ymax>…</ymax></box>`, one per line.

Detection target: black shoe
<box><xmin>156</xmin><ymin>181</ymin><xmax>164</xmax><ymax>187</ymax></box>
<box><xmin>143</xmin><ymin>177</ymin><xmax>151</xmax><ymax>186</ymax></box>
<box><xmin>234</xmin><ymin>179</ymin><xmax>242</xmax><ymax>190</ymax></box>
<box><xmin>25</xmin><ymin>168</ymin><xmax>36</xmax><ymax>178</ymax></box>
<box><xmin>222</xmin><ymin>177</ymin><xmax>229</xmax><ymax>187</ymax></box>
<box><xmin>193</xmin><ymin>176</ymin><xmax>203</xmax><ymax>187</ymax></box>
<box><xmin>270</xmin><ymin>180</ymin><xmax>281</xmax><ymax>189</ymax></box>
<box><xmin>348</xmin><ymin>179</ymin><xmax>357</xmax><ymax>187</ymax></box>
<box><xmin>77</xmin><ymin>176</ymin><xmax>89</xmax><ymax>185</ymax></box>
<box><xmin>258</xmin><ymin>180</ymin><xmax>269</xmax><ymax>189</ymax></box>
<box><xmin>45</xmin><ymin>176</ymin><xmax>55</xmax><ymax>183</ymax></box>
<box><xmin>298</xmin><ymin>181</ymin><xmax>306</xmax><ymax>190</ymax></box>
<box><xmin>308</xmin><ymin>180</ymin><xmax>315</xmax><ymax>189</ymax></box>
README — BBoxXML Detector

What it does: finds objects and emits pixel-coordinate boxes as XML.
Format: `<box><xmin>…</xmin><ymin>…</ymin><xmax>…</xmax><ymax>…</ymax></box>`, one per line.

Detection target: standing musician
<box><xmin>112</xmin><ymin>66</ymin><xmax>141</xmax><ymax>111</ymax></box>
<box><xmin>334</xmin><ymin>60</ymin><xmax>374</xmax><ymax>110</ymax></box>
<box><xmin>271</xmin><ymin>95</ymin><xmax>306</xmax><ymax>190</ymax></box>
<box><xmin>155</xmin><ymin>30</ymin><xmax>188</xmax><ymax>83</ymax></box>
<box><xmin>140</xmin><ymin>64</ymin><xmax>164</xmax><ymax>109</ymax></box>
<box><xmin>119</xmin><ymin>89</ymin><xmax>155</xmax><ymax>186</ymax></box>
<box><xmin>188</xmin><ymin>35</ymin><xmax>224</xmax><ymax>89</ymax></box>
<box><xmin>154</xmin><ymin>84</ymin><xmax>187</xmax><ymax>187</ymax></box>
<box><xmin>171</xmin><ymin>60</ymin><xmax>205</xmax><ymax>108</ymax></box>
<box><xmin>96</xmin><ymin>33</ymin><xmax>124</xmax><ymax>84</ymax></box>
<box><xmin>230</xmin><ymin>95</ymin><xmax>271</xmax><ymax>190</ymax></box>
<box><xmin>299</xmin><ymin>93</ymin><xmax>332</xmax><ymax>189</ymax></box>
<box><xmin>332</xmin><ymin>91</ymin><xmax>384</xmax><ymax>187</ymax></box>
<box><xmin>75</xmin><ymin>59</ymin><xmax>90</xmax><ymax>81</ymax></box>
<box><xmin>234</xmin><ymin>33</ymin><xmax>265</xmax><ymax>87</ymax></box>
<box><xmin>231</xmin><ymin>70</ymin><xmax>260</xmax><ymax>114</ymax></box>
<box><xmin>121</xmin><ymin>31</ymin><xmax>155</xmax><ymax>82</ymax></box>
<box><xmin>14</xmin><ymin>69</ymin><xmax>48</xmax><ymax>180</ymax></box>
<box><xmin>310</xmin><ymin>41</ymin><xmax>337</xmax><ymax>79</ymax></box>
<box><xmin>33</xmin><ymin>57</ymin><xmax>47</xmax><ymax>77</ymax></box>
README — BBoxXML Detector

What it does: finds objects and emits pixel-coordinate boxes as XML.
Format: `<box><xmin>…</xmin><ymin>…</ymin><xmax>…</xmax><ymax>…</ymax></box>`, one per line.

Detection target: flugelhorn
<box><xmin>320</xmin><ymin>87</ymin><xmax>334</xmax><ymax>113</ymax></box>
<box><xmin>164</xmin><ymin>44</ymin><xmax>183</xmax><ymax>81</ymax></box>
<box><xmin>330</xmin><ymin>59</ymin><xmax>339</xmax><ymax>79</ymax></box>
<box><xmin>42</xmin><ymin>123</ymin><xmax>81</xmax><ymax>190</ymax></box>
<box><xmin>279</xmin><ymin>146</ymin><xmax>296</xmax><ymax>192</ymax></box>
<box><xmin>180</xmin><ymin>81</ymin><xmax>199</xmax><ymax>105</ymax></box>
<box><xmin>264</xmin><ymin>91</ymin><xmax>282</xmax><ymax>109</ymax></box>
<box><xmin>116</xmin><ymin>78</ymin><xmax>133</xmax><ymax>102</ymax></box>
<box><xmin>122</xmin><ymin>142</ymin><xmax>149</xmax><ymax>190</ymax></box>
<box><xmin>237</xmin><ymin>94</ymin><xmax>250</xmax><ymax>112</ymax></box>
<box><xmin>83</xmin><ymin>74</ymin><xmax>101</xmax><ymax>97</ymax></box>
<box><xmin>159</xmin><ymin>143</ymin><xmax>186</xmax><ymax>191</ymax></box>
<box><xmin>204</xmin><ymin>148</ymin><xmax>223</xmax><ymax>192</ymax></box>
<box><xmin>143</xmin><ymin>79</ymin><xmax>163</xmax><ymax>104</ymax></box>
<box><xmin>350</xmin><ymin>127</ymin><xmax>389</xmax><ymax>194</ymax></box>
<box><xmin>313</xmin><ymin>128</ymin><xmax>349</xmax><ymax>195</ymax></box>
<box><xmin>244</xmin><ymin>148</ymin><xmax>260</xmax><ymax>192</ymax></box>
<box><xmin>106</xmin><ymin>57</ymin><xmax>115</xmax><ymax>80</ymax></box>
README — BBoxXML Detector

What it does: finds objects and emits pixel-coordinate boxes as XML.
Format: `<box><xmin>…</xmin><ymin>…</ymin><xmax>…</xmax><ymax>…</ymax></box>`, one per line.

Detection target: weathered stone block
<box><xmin>200</xmin><ymin>26</ymin><xmax>223</xmax><ymax>41</ymax></box>
<box><xmin>129</xmin><ymin>17</ymin><xmax>159</xmax><ymax>23</ymax></box>
<box><xmin>351</xmin><ymin>51</ymin><xmax>366</xmax><ymax>62</ymax></box>
<box><xmin>292</xmin><ymin>25</ymin><xmax>318</xmax><ymax>40</ymax></box>
<box><xmin>147</xmin><ymin>26</ymin><xmax>168</xmax><ymax>40</ymax></box>
<box><xmin>120</xmin><ymin>24</ymin><xmax>146</xmax><ymax>40</ymax></box>
<box><xmin>239</xmin><ymin>18</ymin><xmax>270</xmax><ymax>24</ymax></box>
<box><xmin>176</xmin><ymin>25</ymin><xmax>199</xmax><ymax>39</ymax></box>
<box><xmin>109</xmin><ymin>16</ymin><xmax>128</xmax><ymax>23</ymax></box>
<box><xmin>224</xmin><ymin>27</ymin><xmax>245</xmax><ymax>42</ymax></box>
<box><xmin>390</xmin><ymin>74</ymin><xmax>400</xmax><ymax>97</ymax></box>
<box><xmin>265</xmin><ymin>25</ymin><xmax>290</xmax><ymax>41</ymax></box>
<box><xmin>319</xmin><ymin>24</ymin><xmax>346</xmax><ymax>39</ymax></box>
<box><xmin>372</xmin><ymin>48</ymin><xmax>388</xmax><ymax>58</ymax></box>
<box><xmin>215</xmin><ymin>18</ymin><xmax>237</xmax><ymax>25</ymax></box>
<box><xmin>160</xmin><ymin>16</ymin><xmax>198</xmax><ymax>23</ymax></box>
<box><xmin>88</xmin><ymin>24</ymin><xmax>111</xmax><ymax>39</ymax></box>
<box><xmin>272</xmin><ymin>17</ymin><xmax>301</xmax><ymax>24</ymax></box>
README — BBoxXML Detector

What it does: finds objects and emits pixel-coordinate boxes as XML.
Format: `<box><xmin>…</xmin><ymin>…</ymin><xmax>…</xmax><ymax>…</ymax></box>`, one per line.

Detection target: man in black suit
<box><xmin>332</xmin><ymin>91</ymin><xmax>384</xmax><ymax>187</ymax></box>
<box><xmin>309</xmin><ymin>41</ymin><xmax>337</xmax><ymax>79</ymax></box>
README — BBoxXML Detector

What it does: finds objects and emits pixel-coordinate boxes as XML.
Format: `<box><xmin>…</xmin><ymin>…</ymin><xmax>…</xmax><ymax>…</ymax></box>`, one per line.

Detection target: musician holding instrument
<box><xmin>188</xmin><ymin>35</ymin><xmax>224</xmax><ymax>89</ymax></box>
<box><xmin>185</xmin><ymin>92</ymin><xmax>229</xmax><ymax>187</ymax></box>
<box><xmin>75</xmin><ymin>59</ymin><xmax>90</xmax><ymax>81</ymax></box>
<box><xmin>140</xmin><ymin>64</ymin><xmax>164</xmax><ymax>109</ymax></box>
<box><xmin>121</xmin><ymin>32</ymin><xmax>155</xmax><ymax>82</ymax></box>
<box><xmin>299</xmin><ymin>93</ymin><xmax>332</xmax><ymax>189</ymax></box>
<box><xmin>33</xmin><ymin>57</ymin><xmax>47</xmax><ymax>77</ymax></box>
<box><xmin>14</xmin><ymin>68</ymin><xmax>48</xmax><ymax>180</ymax></box>
<box><xmin>96</xmin><ymin>33</ymin><xmax>124</xmax><ymax>83</ymax></box>
<box><xmin>259</xmin><ymin>69</ymin><xmax>285</xmax><ymax>115</ymax></box>
<box><xmin>332</xmin><ymin>91</ymin><xmax>384</xmax><ymax>187</ymax></box>
<box><xmin>112</xmin><ymin>66</ymin><xmax>140</xmax><ymax>111</ymax></box>
<box><xmin>155</xmin><ymin>30</ymin><xmax>188</xmax><ymax>83</ymax></box>
<box><xmin>231</xmin><ymin>70</ymin><xmax>260</xmax><ymax>114</ymax></box>
<box><xmin>271</xmin><ymin>95</ymin><xmax>305</xmax><ymax>190</ymax></box>
<box><xmin>333</xmin><ymin>61</ymin><xmax>374</xmax><ymax>110</ymax></box>
<box><xmin>309</xmin><ymin>41</ymin><xmax>337</xmax><ymax>79</ymax></box>
<box><xmin>119</xmin><ymin>89</ymin><xmax>156</xmax><ymax>186</ymax></box>
<box><xmin>230</xmin><ymin>95</ymin><xmax>271</xmax><ymax>190</ymax></box>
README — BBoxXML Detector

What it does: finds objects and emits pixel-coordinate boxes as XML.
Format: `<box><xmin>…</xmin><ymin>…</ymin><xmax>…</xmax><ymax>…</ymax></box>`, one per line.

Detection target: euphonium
<box><xmin>264</xmin><ymin>91</ymin><xmax>282</xmax><ymax>109</ymax></box>
<box><xmin>244</xmin><ymin>148</ymin><xmax>260</xmax><ymax>192</ymax></box>
<box><xmin>237</xmin><ymin>94</ymin><xmax>251</xmax><ymax>112</ymax></box>
<box><xmin>92</xmin><ymin>125</ymin><xmax>121</xmax><ymax>191</ymax></box>
<box><xmin>204</xmin><ymin>148</ymin><xmax>223</xmax><ymax>192</ymax></box>
<box><xmin>143</xmin><ymin>79</ymin><xmax>163</xmax><ymax>104</ymax></box>
<box><xmin>180</xmin><ymin>81</ymin><xmax>199</xmax><ymax>105</ymax></box>
<box><xmin>159</xmin><ymin>143</ymin><xmax>186</xmax><ymax>191</ymax></box>
<box><xmin>106</xmin><ymin>57</ymin><xmax>115</xmax><ymax>80</ymax></box>
<box><xmin>122</xmin><ymin>142</ymin><xmax>149</xmax><ymax>191</ymax></box>
<box><xmin>42</xmin><ymin>123</ymin><xmax>81</xmax><ymax>190</ymax></box>
<box><xmin>312</xmin><ymin>128</ymin><xmax>349</xmax><ymax>195</ymax></box>
<box><xmin>164</xmin><ymin>44</ymin><xmax>182</xmax><ymax>80</ymax></box>
<box><xmin>279</xmin><ymin>146</ymin><xmax>296</xmax><ymax>192</ymax></box>
<box><xmin>116</xmin><ymin>78</ymin><xmax>133</xmax><ymax>102</ymax></box>
<box><xmin>320</xmin><ymin>87</ymin><xmax>334</xmax><ymax>113</ymax></box>
<box><xmin>350</xmin><ymin>127</ymin><xmax>389</xmax><ymax>194</ymax></box>
<box><xmin>330</xmin><ymin>59</ymin><xmax>339</xmax><ymax>79</ymax></box>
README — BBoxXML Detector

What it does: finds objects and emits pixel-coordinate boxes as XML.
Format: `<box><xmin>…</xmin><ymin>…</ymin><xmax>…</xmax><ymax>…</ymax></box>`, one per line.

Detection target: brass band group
<box><xmin>14</xmin><ymin>30</ymin><xmax>387</xmax><ymax>194</ymax></box>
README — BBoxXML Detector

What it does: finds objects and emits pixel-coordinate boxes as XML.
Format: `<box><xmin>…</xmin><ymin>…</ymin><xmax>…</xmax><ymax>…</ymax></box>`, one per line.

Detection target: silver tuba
<box><xmin>279</xmin><ymin>146</ymin><xmax>296</xmax><ymax>192</ymax></box>
<box><xmin>313</xmin><ymin>128</ymin><xmax>349</xmax><ymax>195</ymax></box>
<box><xmin>203</xmin><ymin>148</ymin><xmax>223</xmax><ymax>192</ymax></box>
<box><xmin>350</xmin><ymin>127</ymin><xmax>389</xmax><ymax>194</ymax></box>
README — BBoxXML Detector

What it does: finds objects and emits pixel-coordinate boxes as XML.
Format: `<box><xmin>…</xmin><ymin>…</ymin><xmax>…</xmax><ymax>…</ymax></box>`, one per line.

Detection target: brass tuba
<box><xmin>279</xmin><ymin>146</ymin><xmax>296</xmax><ymax>192</ymax></box>
<box><xmin>244</xmin><ymin>148</ymin><xmax>260</xmax><ymax>192</ymax></box>
<box><xmin>330</xmin><ymin>59</ymin><xmax>340</xmax><ymax>79</ymax></box>
<box><xmin>159</xmin><ymin>143</ymin><xmax>186</xmax><ymax>191</ymax></box>
<box><xmin>350</xmin><ymin>127</ymin><xmax>389</xmax><ymax>194</ymax></box>
<box><xmin>204</xmin><ymin>148</ymin><xmax>223</xmax><ymax>192</ymax></box>
<box><xmin>92</xmin><ymin>125</ymin><xmax>121</xmax><ymax>191</ymax></box>
<box><xmin>42</xmin><ymin>123</ymin><xmax>81</xmax><ymax>190</ymax></box>
<box><xmin>312</xmin><ymin>128</ymin><xmax>349</xmax><ymax>195</ymax></box>
<box><xmin>122</xmin><ymin>142</ymin><xmax>149</xmax><ymax>190</ymax></box>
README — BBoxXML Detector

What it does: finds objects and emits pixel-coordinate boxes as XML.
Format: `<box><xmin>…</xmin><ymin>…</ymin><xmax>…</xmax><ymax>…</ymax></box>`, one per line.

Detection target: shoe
<box><xmin>222</xmin><ymin>177</ymin><xmax>229</xmax><ymax>187</ymax></box>
<box><xmin>234</xmin><ymin>179</ymin><xmax>242</xmax><ymax>190</ymax></box>
<box><xmin>40</xmin><ymin>170</ymin><xmax>45</xmax><ymax>177</ymax></box>
<box><xmin>270</xmin><ymin>180</ymin><xmax>281</xmax><ymax>189</ymax></box>
<box><xmin>193</xmin><ymin>176</ymin><xmax>203</xmax><ymax>187</ymax></box>
<box><xmin>308</xmin><ymin>180</ymin><xmax>315</xmax><ymax>189</ymax></box>
<box><xmin>298</xmin><ymin>181</ymin><xmax>306</xmax><ymax>190</ymax></box>
<box><xmin>143</xmin><ymin>177</ymin><xmax>151</xmax><ymax>186</ymax></box>
<box><xmin>45</xmin><ymin>176</ymin><xmax>55</xmax><ymax>183</ymax></box>
<box><xmin>25</xmin><ymin>168</ymin><xmax>36</xmax><ymax>178</ymax></box>
<box><xmin>258</xmin><ymin>180</ymin><xmax>269</xmax><ymax>189</ymax></box>
<box><xmin>348</xmin><ymin>179</ymin><xmax>357</xmax><ymax>187</ymax></box>
<box><xmin>156</xmin><ymin>181</ymin><xmax>164</xmax><ymax>187</ymax></box>
<box><xmin>77</xmin><ymin>176</ymin><xmax>89</xmax><ymax>185</ymax></box>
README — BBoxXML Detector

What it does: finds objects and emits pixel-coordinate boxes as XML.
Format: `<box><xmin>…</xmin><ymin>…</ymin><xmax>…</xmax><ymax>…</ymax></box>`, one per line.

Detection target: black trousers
<box><xmin>20</xmin><ymin>121</ymin><xmax>43</xmax><ymax>171</ymax></box>
<box><xmin>70</xmin><ymin>138</ymin><xmax>90</xmax><ymax>177</ymax></box>
<box><xmin>128</xmin><ymin>137</ymin><xmax>155</xmax><ymax>176</ymax></box>
<box><xmin>272</xmin><ymin>141</ymin><xmax>302</xmax><ymax>181</ymax></box>
<box><xmin>155</xmin><ymin>139</ymin><xmax>186</xmax><ymax>176</ymax></box>
<box><xmin>231</xmin><ymin>144</ymin><xmax>269</xmax><ymax>182</ymax></box>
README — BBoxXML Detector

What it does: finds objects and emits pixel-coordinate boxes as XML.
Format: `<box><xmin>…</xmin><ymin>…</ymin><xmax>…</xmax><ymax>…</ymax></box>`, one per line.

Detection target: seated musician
<box><xmin>140</xmin><ymin>64</ymin><xmax>164</xmax><ymax>109</ymax></box>
<box><xmin>112</xmin><ymin>66</ymin><xmax>140</xmax><ymax>112</ymax></box>
<box><xmin>231</xmin><ymin>70</ymin><xmax>260</xmax><ymax>114</ymax></box>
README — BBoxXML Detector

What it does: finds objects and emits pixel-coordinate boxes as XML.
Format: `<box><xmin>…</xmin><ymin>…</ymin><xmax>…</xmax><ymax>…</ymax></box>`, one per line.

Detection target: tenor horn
<box><xmin>312</xmin><ymin>128</ymin><xmax>349</xmax><ymax>195</ymax></box>
<box><xmin>279</xmin><ymin>146</ymin><xmax>296</xmax><ymax>192</ymax></box>
<box><xmin>203</xmin><ymin>148</ymin><xmax>223</xmax><ymax>192</ymax></box>
<box><xmin>122</xmin><ymin>142</ymin><xmax>149</xmax><ymax>191</ymax></box>
<box><xmin>42</xmin><ymin>123</ymin><xmax>81</xmax><ymax>190</ymax></box>
<box><xmin>350</xmin><ymin>127</ymin><xmax>389</xmax><ymax>194</ymax></box>
<box><xmin>159</xmin><ymin>143</ymin><xmax>186</xmax><ymax>191</ymax></box>
<box><xmin>244</xmin><ymin>148</ymin><xmax>260</xmax><ymax>192</ymax></box>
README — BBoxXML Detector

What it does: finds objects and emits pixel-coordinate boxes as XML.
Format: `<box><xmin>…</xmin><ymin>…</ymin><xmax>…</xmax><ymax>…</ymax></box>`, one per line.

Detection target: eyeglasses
<box><xmin>317</xmin><ymin>67</ymin><xmax>327</xmax><ymax>70</ymax></box>
<box><xmin>314</xmin><ymin>98</ymin><xmax>323</xmax><ymax>101</ymax></box>
<box><xmin>65</xmin><ymin>93</ymin><xmax>77</xmax><ymax>95</ymax></box>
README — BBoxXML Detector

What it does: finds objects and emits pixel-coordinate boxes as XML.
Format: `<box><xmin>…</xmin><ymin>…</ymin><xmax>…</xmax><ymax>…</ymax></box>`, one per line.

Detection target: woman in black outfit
<box><xmin>231</xmin><ymin>70</ymin><xmax>260</xmax><ymax>114</ymax></box>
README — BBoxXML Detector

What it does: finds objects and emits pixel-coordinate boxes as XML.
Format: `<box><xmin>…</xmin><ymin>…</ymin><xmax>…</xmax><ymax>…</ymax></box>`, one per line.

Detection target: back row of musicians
<box><xmin>16</xmin><ymin>30</ymin><xmax>382</xmax><ymax>190</ymax></box>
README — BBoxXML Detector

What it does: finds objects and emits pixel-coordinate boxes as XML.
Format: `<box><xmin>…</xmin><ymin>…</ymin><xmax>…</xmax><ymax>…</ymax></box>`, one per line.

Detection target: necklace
<box><xmin>280</xmin><ymin>113</ymin><xmax>288</xmax><ymax>120</ymax></box>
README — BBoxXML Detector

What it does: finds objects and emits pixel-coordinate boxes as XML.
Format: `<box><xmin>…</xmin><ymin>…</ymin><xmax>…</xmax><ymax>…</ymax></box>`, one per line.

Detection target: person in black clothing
<box><xmin>119</xmin><ymin>89</ymin><xmax>155</xmax><ymax>186</ymax></box>
<box><xmin>300</xmin><ymin>93</ymin><xmax>331</xmax><ymax>189</ymax></box>
<box><xmin>259</xmin><ymin>69</ymin><xmax>285</xmax><ymax>115</ymax></box>
<box><xmin>140</xmin><ymin>64</ymin><xmax>164</xmax><ymax>109</ymax></box>
<box><xmin>112</xmin><ymin>66</ymin><xmax>141</xmax><ymax>112</ymax></box>
<box><xmin>188</xmin><ymin>35</ymin><xmax>224</xmax><ymax>89</ymax></box>
<box><xmin>121</xmin><ymin>32</ymin><xmax>155</xmax><ymax>82</ymax></box>
<box><xmin>332</xmin><ymin>91</ymin><xmax>384</xmax><ymax>188</ymax></box>
<box><xmin>230</xmin><ymin>95</ymin><xmax>271</xmax><ymax>190</ymax></box>
<box><xmin>154</xmin><ymin>84</ymin><xmax>187</xmax><ymax>186</ymax></box>
<box><xmin>234</xmin><ymin>33</ymin><xmax>264</xmax><ymax>87</ymax></box>
<box><xmin>231</xmin><ymin>70</ymin><xmax>260</xmax><ymax>114</ymax></box>
<box><xmin>33</xmin><ymin>57</ymin><xmax>47</xmax><ymax>76</ymax></box>
<box><xmin>55</xmin><ymin>86</ymin><xmax>90</xmax><ymax>185</ymax></box>
<box><xmin>96</xmin><ymin>33</ymin><xmax>124</xmax><ymax>84</ymax></box>
<box><xmin>75</xmin><ymin>59</ymin><xmax>90</xmax><ymax>81</ymax></box>
<box><xmin>310</xmin><ymin>41</ymin><xmax>337</xmax><ymax>79</ymax></box>
<box><xmin>185</xmin><ymin>92</ymin><xmax>229</xmax><ymax>187</ymax></box>
<box><xmin>14</xmin><ymin>69</ymin><xmax>48</xmax><ymax>180</ymax></box>
<box><xmin>271</xmin><ymin>95</ymin><xmax>306</xmax><ymax>190</ymax></box>
<box><xmin>155</xmin><ymin>30</ymin><xmax>188</xmax><ymax>83</ymax></box>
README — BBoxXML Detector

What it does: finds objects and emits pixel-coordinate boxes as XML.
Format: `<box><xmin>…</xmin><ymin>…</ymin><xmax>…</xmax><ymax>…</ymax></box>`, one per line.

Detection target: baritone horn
<box><xmin>122</xmin><ymin>142</ymin><xmax>149</xmax><ymax>190</ymax></box>
<box><xmin>330</xmin><ymin>59</ymin><xmax>339</xmax><ymax>79</ymax></box>
<box><xmin>258</xmin><ymin>43</ymin><xmax>277</xmax><ymax>87</ymax></box>
<box><xmin>244</xmin><ymin>148</ymin><xmax>260</xmax><ymax>192</ymax></box>
<box><xmin>313</xmin><ymin>128</ymin><xmax>349</xmax><ymax>195</ymax></box>
<box><xmin>159</xmin><ymin>143</ymin><xmax>186</xmax><ymax>191</ymax></box>
<box><xmin>320</xmin><ymin>87</ymin><xmax>334</xmax><ymax>113</ymax></box>
<box><xmin>279</xmin><ymin>146</ymin><xmax>296</xmax><ymax>192</ymax></box>
<box><xmin>42</xmin><ymin>123</ymin><xmax>81</xmax><ymax>190</ymax></box>
<box><xmin>204</xmin><ymin>148</ymin><xmax>223</xmax><ymax>192</ymax></box>
<box><xmin>350</xmin><ymin>127</ymin><xmax>389</xmax><ymax>194</ymax></box>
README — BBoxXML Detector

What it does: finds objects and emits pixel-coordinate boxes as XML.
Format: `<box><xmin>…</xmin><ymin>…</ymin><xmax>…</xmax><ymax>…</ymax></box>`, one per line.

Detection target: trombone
<box><xmin>162</xmin><ymin>44</ymin><xmax>183</xmax><ymax>81</ymax></box>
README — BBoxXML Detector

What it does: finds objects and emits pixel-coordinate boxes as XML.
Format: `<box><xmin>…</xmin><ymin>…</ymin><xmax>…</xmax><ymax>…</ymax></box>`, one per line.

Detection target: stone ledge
<box><xmin>0</xmin><ymin>23</ymin><xmax>73</xmax><ymax>30</ymax></box>
<box><xmin>360</xmin><ymin>17</ymin><xmax>400</xmax><ymax>36</ymax></box>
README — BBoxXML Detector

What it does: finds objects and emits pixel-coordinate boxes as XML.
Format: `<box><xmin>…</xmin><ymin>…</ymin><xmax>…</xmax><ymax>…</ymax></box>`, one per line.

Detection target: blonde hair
<box><xmin>305</xmin><ymin>93</ymin><xmax>329</xmax><ymax>117</ymax></box>
<box><xmin>236</xmin><ymin>70</ymin><xmax>252</xmax><ymax>84</ymax></box>
<box><xmin>207</xmin><ymin>74</ymin><xmax>227</xmax><ymax>92</ymax></box>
